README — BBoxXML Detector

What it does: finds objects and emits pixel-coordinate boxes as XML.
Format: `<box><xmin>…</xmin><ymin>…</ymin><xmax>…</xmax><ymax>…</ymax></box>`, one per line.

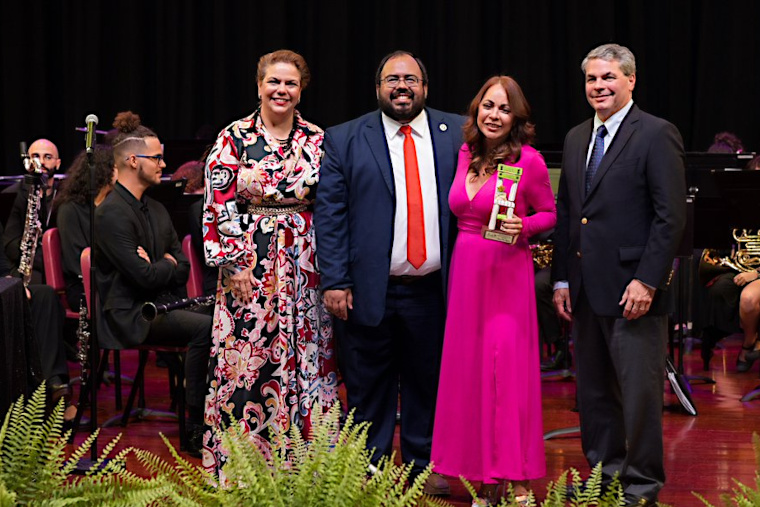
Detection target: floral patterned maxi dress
<box><xmin>200</xmin><ymin>110</ymin><xmax>337</xmax><ymax>475</ymax></box>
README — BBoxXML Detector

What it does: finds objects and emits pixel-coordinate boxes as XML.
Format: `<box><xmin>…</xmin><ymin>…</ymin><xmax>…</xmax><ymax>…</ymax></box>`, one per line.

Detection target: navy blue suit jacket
<box><xmin>315</xmin><ymin>108</ymin><xmax>464</xmax><ymax>327</ymax></box>
<box><xmin>551</xmin><ymin>105</ymin><xmax>686</xmax><ymax>316</ymax></box>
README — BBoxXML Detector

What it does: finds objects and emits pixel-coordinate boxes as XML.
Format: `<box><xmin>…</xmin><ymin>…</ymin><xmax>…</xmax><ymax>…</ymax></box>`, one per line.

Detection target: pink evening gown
<box><xmin>431</xmin><ymin>143</ymin><xmax>556</xmax><ymax>483</ymax></box>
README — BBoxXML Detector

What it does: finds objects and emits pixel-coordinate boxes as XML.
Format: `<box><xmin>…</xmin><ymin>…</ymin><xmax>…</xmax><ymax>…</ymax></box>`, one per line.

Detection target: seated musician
<box><xmin>707</xmin><ymin>131</ymin><xmax>744</xmax><ymax>154</ymax></box>
<box><xmin>1</xmin><ymin>139</ymin><xmax>70</xmax><ymax>420</ymax></box>
<box><xmin>93</xmin><ymin>112</ymin><xmax>211</xmax><ymax>456</ymax></box>
<box><xmin>2</xmin><ymin>139</ymin><xmax>61</xmax><ymax>283</ymax></box>
<box><xmin>54</xmin><ymin>144</ymin><xmax>116</xmax><ymax>311</ymax></box>
<box><xmin>531</xmin><ymin>229</ymin><xmax>568</xmax><ymax>369</ymax></box>
<box><xmin>699</xmin><ymin>246</ymin><xmax>760</xmax><ymax>373</ymax></box>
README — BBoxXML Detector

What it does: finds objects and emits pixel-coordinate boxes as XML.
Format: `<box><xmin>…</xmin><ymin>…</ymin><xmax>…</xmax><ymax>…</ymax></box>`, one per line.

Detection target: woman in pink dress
<box><xmin>431</xmin><ymin>76</ymin><xmax>556</xmax><ymax>506</ymax></box>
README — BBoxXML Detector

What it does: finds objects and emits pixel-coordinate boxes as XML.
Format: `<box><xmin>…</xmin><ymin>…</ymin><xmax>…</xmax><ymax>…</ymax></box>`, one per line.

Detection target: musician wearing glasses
<box><xmin>94</xmin><ymin>112</ymin><xmax>212</xmax><ymax>457</ymax></box>
<box><xmin>314</xmin><ymin>50</ymin><xmax>464</xmax><ymax>496</ymax></box>
<box><xmin>201</xmin><ymin>50</ymin><xmax>337</xmax><ymax>478</ymax></box>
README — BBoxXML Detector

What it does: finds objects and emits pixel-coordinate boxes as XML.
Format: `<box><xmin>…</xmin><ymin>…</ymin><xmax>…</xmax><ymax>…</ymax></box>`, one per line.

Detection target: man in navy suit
<box><xmin>315</xmin><ymin>50</ymin><xmax>463</xmax><ymax>495</ymax></box>
<box><xmin>551</xmin><ymin>43</ymin><xmax>686</xmax><ymax>506</ymax></box>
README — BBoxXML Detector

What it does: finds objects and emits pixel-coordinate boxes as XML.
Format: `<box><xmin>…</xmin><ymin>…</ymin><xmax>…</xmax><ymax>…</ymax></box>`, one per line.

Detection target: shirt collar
<box><xmin>115</xmin><ymin>181</ymin><xmax>147</xmax><ymax>208</ymax></box>
<box><xmin>594</xmin><ymin>99</ymin><xmax>634</xmax><ymax>138</ymax></box>
<box><xmin>382</xmin><ymin>109</ymin><xmax>428</xmax><ymax>141</ymax></box>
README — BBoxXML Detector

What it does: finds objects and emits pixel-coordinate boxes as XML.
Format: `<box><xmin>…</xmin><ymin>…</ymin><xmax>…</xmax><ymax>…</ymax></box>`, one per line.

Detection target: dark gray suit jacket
<box><xmin>552</xmin><ymin>104</ymin><xmax>686</xmax><ymax>317</ymax></box>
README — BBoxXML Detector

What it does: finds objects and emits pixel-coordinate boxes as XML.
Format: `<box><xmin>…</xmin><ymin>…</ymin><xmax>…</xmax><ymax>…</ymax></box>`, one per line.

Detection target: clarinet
<box><xmin>141</xmin><ymin>295</ymin><xmax>214</xmax><ymax>321</ymax></box>
<box><xmin>18</xmin><ymin>142</ymin><xmax>46</xmax><ymax>287</ymax></box>
<box><xmin>75</xmin><ymin>299</ymin><xmax>91</xmax><ymax>387</ymax></box>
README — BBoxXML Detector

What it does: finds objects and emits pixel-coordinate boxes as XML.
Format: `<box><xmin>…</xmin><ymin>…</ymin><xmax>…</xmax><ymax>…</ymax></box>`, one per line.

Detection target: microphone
<box><xmin>85</xmin><ymin>114</ymin><xmax>99</xmax><ymax>154</ymax></box>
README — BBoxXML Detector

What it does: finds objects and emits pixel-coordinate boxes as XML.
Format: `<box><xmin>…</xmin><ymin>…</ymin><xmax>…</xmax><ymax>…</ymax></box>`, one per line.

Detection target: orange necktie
<box><xmin>400</xmin><ymin>125</ymin><xmax>426</xmax><ymax>269</ymax></box>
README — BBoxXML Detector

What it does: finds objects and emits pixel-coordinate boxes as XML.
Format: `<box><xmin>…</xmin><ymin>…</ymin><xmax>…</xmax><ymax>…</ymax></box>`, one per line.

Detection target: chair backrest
<box><xmin>42</xmin><ymin>228</ymin><xmax>65</xmax><ymax>292</ymax></box>
<box><xmin>42</xmin><ymin>227</ymin><xmax>78</xmax><ymax>317</ymax></box>
<box><xmin>182</xmin><ymin>234</ymin><xmax>204</xmax><ymax>299</ymax></box>
<box><xmin>80</xmin><ymin>247</ymin><xmax>91</xmax><ymax>318</ymax></box>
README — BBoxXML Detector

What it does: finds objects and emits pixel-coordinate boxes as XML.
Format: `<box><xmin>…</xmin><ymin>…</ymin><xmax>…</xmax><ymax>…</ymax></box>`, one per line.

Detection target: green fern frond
<box><xmin>543</xmin><ymin>469</ymin><xmax>570</xmax><ymax>505</ymax></box>
<box><xmin>0</xmin><ymin>480</ymin><xmax>15</xmax><ymax>507</ymax></box>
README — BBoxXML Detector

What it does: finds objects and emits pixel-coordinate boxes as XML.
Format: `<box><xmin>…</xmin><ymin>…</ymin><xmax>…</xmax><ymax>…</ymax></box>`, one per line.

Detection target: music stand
<box><xmin>711</xmin><ymin>169</ymin><xmax>760</xmax><ymax>402</ymax></box>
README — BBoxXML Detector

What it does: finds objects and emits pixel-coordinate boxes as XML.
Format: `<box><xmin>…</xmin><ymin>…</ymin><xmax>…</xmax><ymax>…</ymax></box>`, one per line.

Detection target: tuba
<box><xmin>18</xmin><ymin>143</ymin><xmax>47</xmax><ymax>287</ymax></box>
<box><xmin>698</xmin><ymin>229</ymin><xmax>760</xmax><ymax>286</ymax></box>
<box><xmin>531</xmin><ymin>242</ymin><xmax>554</xmax><ymax>270</ymax></box>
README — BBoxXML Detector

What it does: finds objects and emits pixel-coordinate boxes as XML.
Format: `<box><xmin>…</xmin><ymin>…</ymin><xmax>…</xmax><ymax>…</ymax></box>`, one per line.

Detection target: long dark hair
<box><xmin>54</xmin><ymin>144</ymin><xmax>114</xmax><ymax>209</ymax></box>
<box><xmin>463</xmin><ymin>76</ymin><xmax>535</xmax><ymax>175</ymax></box>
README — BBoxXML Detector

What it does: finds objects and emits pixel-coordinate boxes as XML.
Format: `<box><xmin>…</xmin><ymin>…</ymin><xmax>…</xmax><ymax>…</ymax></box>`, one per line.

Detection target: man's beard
<box><xmin>378</xmin><ymin>87</ymin><xmax>425</xmax><ymax>123</ymax></box>
<box><xmin>137</xmin><ymin>165</ymin><xmax>160</xmax><ymax>187</ymax></box>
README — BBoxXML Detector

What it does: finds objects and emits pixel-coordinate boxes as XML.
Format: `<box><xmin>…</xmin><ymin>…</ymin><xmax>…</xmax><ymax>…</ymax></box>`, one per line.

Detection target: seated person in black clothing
<box><xmin>707</xmin><ymin>131</ymin><xmax>744</xmax><ymax>154</ymax></box>
<box><xmin>700</xmin><ymin>267</ymin><xmax>760</xmax><ymax>372</ymax></box>
<box><xmin>54</xmin><ymin>144</ymin><xmax>116</xmax><ymax>310</ymax></box>
<box><xmin>1</xmin><ymin>138</ymin><xmax>70</xmax><ymax>419</ymax></box>
<box><xmin>3</xmin><ymin>139</ymin><xmax>61</xmax><ymax>284</ymax></box>
<box><xmin>0</xmin><ymin>221</ymin><xmax>69</xmax><ymax>419</ymax></box>
<box><xmin>530</xmin><ymin>230</ymin><xmax>568</xmax><ymax>370</ymax></box>
<box><xmin>94</xmin><ymin>112</ymin><xmax>211</xmax><ymax>455</ymax></box>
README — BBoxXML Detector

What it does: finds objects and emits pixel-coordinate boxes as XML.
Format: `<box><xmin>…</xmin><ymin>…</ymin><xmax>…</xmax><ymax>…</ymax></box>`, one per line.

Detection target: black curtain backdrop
<box><xmin>1</xmin><ymin>0</ymin><xmax>758</xmax><ymax>175</ymax></box>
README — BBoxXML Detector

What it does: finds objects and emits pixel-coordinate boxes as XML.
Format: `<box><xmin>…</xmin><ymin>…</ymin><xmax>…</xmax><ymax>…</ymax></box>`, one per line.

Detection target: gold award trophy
<box><xmin>481</xmin><ymin>163</ymin><xmax>522</xmax><ymax>244</ymax></box>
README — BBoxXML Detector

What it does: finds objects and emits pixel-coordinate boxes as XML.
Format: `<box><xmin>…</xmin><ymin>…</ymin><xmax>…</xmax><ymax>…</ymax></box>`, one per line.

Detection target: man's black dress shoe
<box><xmin>186</xmin><ymin>423</ymin><xmax>204</xmax><ymax>459</ymax></box>
<box><xmin>541</xmin><ymin>349</ymin><xmax>571</xmax><ymax>371</ymax></box>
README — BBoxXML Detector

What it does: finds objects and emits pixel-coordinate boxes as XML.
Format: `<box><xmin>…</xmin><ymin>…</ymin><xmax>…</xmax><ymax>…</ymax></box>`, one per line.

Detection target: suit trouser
<box><xmin>573</xmin><ymin>288</ymin><xmax>667</xmax><ymax>501</ymax></box>
<box><xmin>28</xmin><ymin>284</ymin><xmax>67</xmax><ymax>384</ymax></box>
<box><xmin>336</xmin><ymin>272</ymin><xmax>444</xmax><ymax>476</ymax></box>
<box><xmin>145</xmin><ymin>308</ymin><xmax>212</xmax><ymax>420</ymax></box>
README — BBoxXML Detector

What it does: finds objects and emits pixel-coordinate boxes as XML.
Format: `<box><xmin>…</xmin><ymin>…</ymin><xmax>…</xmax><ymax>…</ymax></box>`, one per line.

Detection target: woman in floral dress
<box><xmin>201</xmin><ymin>50</ymin><xmax>337</xmax><ymax>475</ymax></box>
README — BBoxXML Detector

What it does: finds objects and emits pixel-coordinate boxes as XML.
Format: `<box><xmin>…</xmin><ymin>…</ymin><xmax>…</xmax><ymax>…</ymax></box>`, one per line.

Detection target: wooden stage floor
<box><xmin>67</xmin><ymin>333</ymin><xmax>760</xmax><ymax>506</ymax></box>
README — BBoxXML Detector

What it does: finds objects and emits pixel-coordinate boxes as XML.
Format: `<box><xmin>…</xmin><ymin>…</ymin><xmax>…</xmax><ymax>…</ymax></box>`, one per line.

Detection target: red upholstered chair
<box><xmin>182</xmin><ymin>235</ymin><xmax>204</xmax><ymax>299</ymax></box>
<box><xmin>42</xmin><ymin>227</ymin><xmax>79</xmax><ymax>320</ymax></box>
<box><xmin>44</xmin><ymin>227</ymin><xmax>126</xmax><ymax>410</ymax></box>
<box><xmin>81</xmin><ymin>247</ymin><xmax>188</xmax><ymax>450</ymax></box>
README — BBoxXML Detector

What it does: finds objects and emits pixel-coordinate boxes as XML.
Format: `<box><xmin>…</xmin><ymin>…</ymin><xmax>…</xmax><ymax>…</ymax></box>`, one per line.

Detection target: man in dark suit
<box><xmin>95</xmin><ymin>121</ymin><xmax>211</xmax><ymax>456</ymax></box>
<box><xmin>315</xmin><ymin>50</ymin><xmax>463</xmax><ymax>495</ymax></box>
<box><xmin>551</xmin><ymin>43</ymin><xmax>686</xmax><ymax>506</ymax></box>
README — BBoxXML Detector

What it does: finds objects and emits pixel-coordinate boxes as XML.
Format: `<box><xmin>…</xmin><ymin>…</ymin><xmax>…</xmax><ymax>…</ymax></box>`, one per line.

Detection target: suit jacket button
<box><xmin>576</xmin><ymin>251</ymin><xmax>582</xmax><ymax>258</ymax></box>
<box><xmin>581</xmin><ymin>217</ymin><xmax>588</xmax><ymax>224</ymax></box>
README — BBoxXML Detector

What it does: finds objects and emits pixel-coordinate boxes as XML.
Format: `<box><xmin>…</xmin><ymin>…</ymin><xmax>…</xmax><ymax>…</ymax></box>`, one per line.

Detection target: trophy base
<box><xmin>482</xmin><ymin>226</ymin><xmax>516</xmax><ymax>244</ymax></box>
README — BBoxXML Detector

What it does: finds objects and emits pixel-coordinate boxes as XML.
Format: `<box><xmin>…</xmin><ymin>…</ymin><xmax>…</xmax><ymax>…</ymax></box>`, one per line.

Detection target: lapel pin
<box><xmin>439</xmin><ymin>123</ymin><xmax>448</xmax><ymax>132</ymax></box>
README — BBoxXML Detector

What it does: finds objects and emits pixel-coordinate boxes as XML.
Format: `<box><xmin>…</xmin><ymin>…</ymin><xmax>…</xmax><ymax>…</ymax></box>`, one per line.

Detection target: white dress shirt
<box><xmin>382</xmin><ymin>110</ymin><xmax>441</xmax><ymax>276</ymax></box>
<box><xmin>585</xmin><ymin>99</ymin><xmax>634</xmax><ymax>163</ymax></box>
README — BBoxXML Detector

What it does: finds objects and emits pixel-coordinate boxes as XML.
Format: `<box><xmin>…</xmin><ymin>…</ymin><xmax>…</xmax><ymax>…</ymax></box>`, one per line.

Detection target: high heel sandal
<box><xmin>737</xmin><ymin>344</ymin><xmax>758</xmax><ymax>373</ymax></box>
<box><xmin>472</xmin><ymin>483</ymin><xmax>500</xmax><ymax>507</ymax></box>
<box><xmin>514</xmin><ymin>494</ymin><xmax>530</xmax><ymax>506</ymax></box>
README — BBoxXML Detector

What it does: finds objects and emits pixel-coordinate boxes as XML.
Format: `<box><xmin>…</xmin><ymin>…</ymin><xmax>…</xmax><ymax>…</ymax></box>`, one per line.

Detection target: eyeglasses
<box><xmin>380</xmin><ymin>75</ymin><xmax>422</xmax><ymax>88</ymax></box>
<box><xmin>133</xmin><ymin>154</ymin><xmax>164</xmax><ymax>164</ymax></box>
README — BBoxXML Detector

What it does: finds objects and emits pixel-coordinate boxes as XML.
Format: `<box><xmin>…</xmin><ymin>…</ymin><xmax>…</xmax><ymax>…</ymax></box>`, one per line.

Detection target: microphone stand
<box><xmin>68</xmin><ymin>121</ymin><xmax>101</xmax><ymax>467</ymax></box>
<box><xmin>85</xmin><ymin>142</ymin><xmax>100</xmax><ymax>462</ymax></box>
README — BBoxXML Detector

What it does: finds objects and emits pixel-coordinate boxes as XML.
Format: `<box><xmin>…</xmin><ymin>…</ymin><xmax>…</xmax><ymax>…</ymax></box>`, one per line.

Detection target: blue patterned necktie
<box><xmin>585</xmin><ymin>124</ymin><xmax>607</xmax><ymax>194</ymax></box>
